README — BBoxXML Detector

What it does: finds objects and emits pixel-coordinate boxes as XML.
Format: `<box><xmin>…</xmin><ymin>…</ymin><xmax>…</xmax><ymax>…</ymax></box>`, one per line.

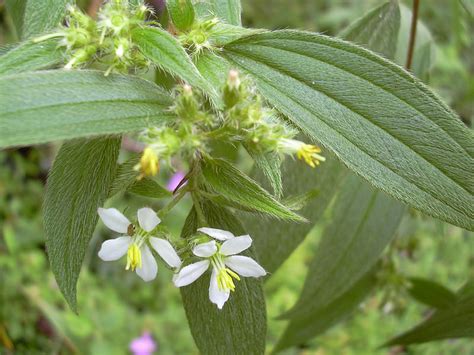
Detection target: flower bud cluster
<box><xmin>178</xmin><ymin>18</ymin><xmax>220</xmax><ymax>54</ymax></box>
<box><xmin>58</xmin><ymin>0</ymin><xmax>151</xmax><ymax>74</ymax></box>
<box><xmin>135</xmin><ymin>70</ymin><xmax>325</xmax><ymax>178</ymax></box>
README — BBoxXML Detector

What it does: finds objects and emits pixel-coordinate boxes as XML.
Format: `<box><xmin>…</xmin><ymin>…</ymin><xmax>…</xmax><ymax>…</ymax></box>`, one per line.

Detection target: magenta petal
<box><xmin>129</xmin><ymin>332</ymin><xmax>157</xmax><ymax>355</ymax></box>
<box><xmin>167</xmin><ymin>171</ymin><xmax>186</xmax><ymax>191</ymax></box>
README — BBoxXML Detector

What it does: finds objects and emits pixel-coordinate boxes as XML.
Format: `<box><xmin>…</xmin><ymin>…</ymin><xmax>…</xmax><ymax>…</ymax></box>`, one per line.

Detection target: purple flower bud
<box><xmin>167</xmin><ymin>171</ymin><xmax>186</xmax><ymax>191</ymax></box>
<box><xmin>129</xmin><ymin>332</ymin><xmax>157</xmax><ymax>355</ymax></box>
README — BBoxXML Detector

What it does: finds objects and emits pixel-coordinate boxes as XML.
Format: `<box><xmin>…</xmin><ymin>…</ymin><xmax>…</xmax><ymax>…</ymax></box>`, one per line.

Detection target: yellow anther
<box><xmin>126</xmin><ymin>244</ymin><xmax>142</xmax><ymax>271</ymax></box>
<box><xmin>135</xmin><ymin>147</ymin><xmax>159</xmax><ymax>179</ymax></box>
<box><xmin>217</xmin><ymin>268</ymin><xmax>240</xmax><ymax>292</ymax></box>
<box><xmin>296</xmin><ymin>144</ymin><xmax>326</xmax><ymax>168</ymax></box>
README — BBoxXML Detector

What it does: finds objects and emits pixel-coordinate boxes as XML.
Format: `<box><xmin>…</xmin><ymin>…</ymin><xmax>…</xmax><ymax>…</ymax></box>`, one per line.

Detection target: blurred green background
<box><xmin>0</xmin><ymin>0</ymin><xmax>473</xmax><ymax>354</ymax></box>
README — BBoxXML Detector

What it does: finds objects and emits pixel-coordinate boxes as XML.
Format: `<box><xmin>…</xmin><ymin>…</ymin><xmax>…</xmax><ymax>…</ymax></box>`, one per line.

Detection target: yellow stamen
<box><xmin>126</xmin><ymin>244</ymin><xmax>142</xmax><ymax>271</ymax></box>
<box><xmin>216</xmin><ymin>268</ymin><xmax>240</xmax><ymax>292</ymax></box>
<box><xmin>296</xmin><ymin>144</ymin><xmax>326</xmax><ymax>168</ymax></box>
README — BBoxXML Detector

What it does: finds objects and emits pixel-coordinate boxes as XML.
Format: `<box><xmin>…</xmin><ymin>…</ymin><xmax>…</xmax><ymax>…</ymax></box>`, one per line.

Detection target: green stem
<box><xmin>158</xmin><ymin>186</ymin><xmax>189</xmax><ymax>218</ymax></box>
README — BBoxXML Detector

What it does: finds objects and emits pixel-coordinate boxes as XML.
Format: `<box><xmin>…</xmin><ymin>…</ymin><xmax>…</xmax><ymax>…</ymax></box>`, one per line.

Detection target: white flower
<box><xmin>97</xmin><ymin>207</ymin><xmax>181</xmax><ymax>282</ymax></box>
<box><xmin>173</xmin><ymin>227</ymin><xmax>266</xmax><ymax>309</ymax></box>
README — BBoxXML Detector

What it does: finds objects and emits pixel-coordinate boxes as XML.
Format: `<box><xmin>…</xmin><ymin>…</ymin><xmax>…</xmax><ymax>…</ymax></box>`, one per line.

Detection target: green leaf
<box><xmin>244</xmin><ymin>155</ymin><xmax>345</xmax><ymax>273</ymax></box>
<box><xmin>108</xmin><ymin>154</ymin><xmax>171</xmax><ymax>199</ymax></box>
<box><xmin>194</xmin><ymin>50</ymin><xmax>230</xmax><ymax>89</ymax></box>
<box><xmin>180</xmin><ymin>201</ymin><xmax>266</xmax><ymax>355</ymax></box>
<box><xmin>167</xmin><ymin>0</ymin><xmax>195</xmax><ymax>32</ymax></box>
<box><xmin>0</xmin><ymin>70</ymin><xmax>174</xmax><ymax>148</ymax></box>
<box><xmin>131</xmin><ymin>26</ymin><xmax>220</xmax><ymax>106</ymax></box>
<box><xmin>280</xmin><ymin>175</ymin><xmax>405</xmax><ymax>322</ymax></box>
<box><xmin>275</xmin><ymin>269</ymin><xmax>378</xmax><ymax>351</ymax></box>
<box><xmin>44</xmin><ymin>137</ymin><xmax>121</xmax><ymax>311</ymax></box>
<box><xmin>108</xmin><ymin>154</ymin><xmax>142</xmax><ymax>197</ymax></box>
<box><xmin>407</xmin><ymin>277</ymin><xmax>458</xmax><ymax>309</ymax></box>
<box><xmin>247</xmin><ymin>148</ymin><xmax>282</xmax><ymax>198</ymax></box>
<box><xmin>128</xmin><ymin>178</ymin><xmax>171</xmax><ymax>199</ymax></box>
<box><xmin>206</xmin><ymin>0</ymin><xmax>242</xmax><ymax>26</ymax></box>
<box><xmin>386</xmin><ymin>280</ymin><xmax>474</xmax><ymax>346</ymax></box>
<box><xmin>246</xmin><ymin>0</ymin><xmax>402</xmax><ymax>276</ymax></box>
<box><xmin>340</xmin><ymin>0</ymin><xmax>400</xmax><ymax>59</ymax></box>
<box><xmin>0</xmin><ymin>38</ymin><xmax>63</xmax><ymax>76</ymax></box>
<box><xmin>223</xmin><ymin>30</ymin><xmax>474</xmax><ymax>231</ymax></box>
<box><xmin>201</xmin><ymin>157</ymin><xmax>303</xmax><ymax>221</ymax></box>
<box><xmin>6</xmin><ymin>0</ymin><xmax>72</xmax><ymax>40</ymax></box>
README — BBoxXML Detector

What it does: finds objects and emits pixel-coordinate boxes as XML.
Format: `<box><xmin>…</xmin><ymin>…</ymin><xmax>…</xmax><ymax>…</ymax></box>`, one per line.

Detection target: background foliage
<box><xmin>0</xmin><ymin>0</ymin><xmax>473</xmax><ymax>354</ymax></box>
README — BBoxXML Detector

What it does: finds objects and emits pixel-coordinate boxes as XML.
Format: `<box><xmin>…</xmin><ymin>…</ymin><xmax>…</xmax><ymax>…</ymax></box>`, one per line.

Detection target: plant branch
<box><xmin>405</xmin><ymin>0</ymin><xmax>420</xmax><ymax>70</ymax></box>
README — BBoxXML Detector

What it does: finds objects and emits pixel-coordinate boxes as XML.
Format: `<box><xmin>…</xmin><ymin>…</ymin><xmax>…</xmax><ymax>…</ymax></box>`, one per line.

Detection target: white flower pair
<box><xmin>98</xmin><ymin>207</ymin><xmax>266</xmax><ymax>309</ymax></box>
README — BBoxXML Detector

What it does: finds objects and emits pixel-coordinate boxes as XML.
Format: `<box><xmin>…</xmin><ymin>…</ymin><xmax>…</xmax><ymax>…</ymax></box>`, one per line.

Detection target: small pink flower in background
<box><xmin>129</xmin><ymin>332</ymin><xmax>157</xmax><ymax>355</ymax></box>
<box><xmin>167</xmin><ymin>171</ymin><xmax>186</xmax><ymax>191</ymax></box>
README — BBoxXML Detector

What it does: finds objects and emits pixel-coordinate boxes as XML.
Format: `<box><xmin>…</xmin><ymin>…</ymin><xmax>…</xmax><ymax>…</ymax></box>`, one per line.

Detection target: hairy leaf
<box><xmin>128</xmin><ymin>179</ymin><xmax>171</xmax><ymax>199</ymax></box>
<box><xmin>223</xmin><ymin>30</ymin><xmax>474</xmax><ymax>230</ymax></box>
<box><xmin>408</xmin><ymin>277</ymin><xmax>458</xmax><ymax>309</ymax></box>
<box><xmin>275</xmin><ymin>269</ymin><xmax>378</xmax><ymax>351</ymax></box>
<box><xmin>180</xmin><ymin>201</ymin><xmax>266</xmax><ymax>355</ymax></box>
<box><xmin>244</xmin><ymin>155</ymin><xmax>345</xmax><ymax>273</ymax></box>
<box><xmin>247</xmin><ymin>149</ymin><xmax>282</xmax><ymax>198</ymax></box>
<box><xmin>281</xmin><ymin>175</ymin><xmax>404</xmax><ymax>322</ymax></box>
<box><xmin>44</xmin><ymin>137</ymin><xmax>121</xmax><ymax>311</ymax></box>
<box><xmin>386</xmin><ymin>280</ymin><xmax>474</xmax><ymax>346</ymax></box>
<box><xmin>6</xmin><ymin>0</ymin><xmax>72</xmax><ymax>40</ymax></box>
<box><xmin>206</xmin><ymin>0</ymin><xmax>242</xmax><ymax>26</ymax></box>
<box><xmin>0</xmin><ymin>70</ymin><xmax>173</xmax><ymax>148</ymax></box>
<box><xmin>340</xmin><ymin>0</ymin><xmax>400</xmax><ymax>59</ymax></box>
<box><xmin>167</xmin><ymin>0</ymin><xmax>195</xmax><ymax>32</ymax></box>
<box><xmin>131</xmin><ymin>26</ymin><xmax>220</xmax><ymax>105</ymax></box>
<box><xmin>0</xmin><ymin>38</ymin><xmax>63</xmax><ymax>75</ymax></box>
<box><xmin>201</xmin><ymin>157</ymin><xmax>303</xmax><ymax>221</ymax></box>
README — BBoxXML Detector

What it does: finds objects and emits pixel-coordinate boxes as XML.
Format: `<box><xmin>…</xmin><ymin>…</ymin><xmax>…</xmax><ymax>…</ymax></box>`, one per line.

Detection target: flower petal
<box><xmin>137</xmin><ymin>207</ymin><xmax>161</xmax><ymax>232</ymax></box>
<box><xmin>136</xmin><ymin>245</ymin><xmax>158</xmax><ymax>282</ymax></box>
<box><xmin>149</xmin><ymin>237</ymin><xmax>181</xmax><ymax>268</ymax></box>
<box><xmin>192</xmin><ymin>240</ymin><xmax>217</xmax><ymax>257</ymax></box>
<box><xmin>209</xmin><ymin>267</ymin><xmax>230</xmax><ymax>310</ymax></box>
<box><xmin>220</xmin><ymin>235</ymin><xmax>252</xmax><ymax>256</ymax></box>
<box><xmin>98</xmin><ymin>208</ymin><xmax>130</xmax><ymax>233</ymax></box>
<box><xmin>197</xmin><ymin>227</ymin><xmax>234</xmax><ymax>241</ymax></box>
<box><xmin>173</xmin><ymin>260</ymin><xmax>210</xmax><ymax>287</ymax></box>
<box><xmin>225</xmin><ymin>256</ymin><xmax>266</xmax><ymax>277</ymax></box>
<box><xmin>98</xmin><ymin>236</ymin><xmax>131</xmax><ymax>261</ymax></box>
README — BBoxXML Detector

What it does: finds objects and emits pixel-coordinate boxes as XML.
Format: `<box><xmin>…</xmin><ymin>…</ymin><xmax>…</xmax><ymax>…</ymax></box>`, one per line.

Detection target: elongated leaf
<box><xmin>0</xmin><ymin>70</ymin><xmax>173</xmax><ymax>148</ymax></box>
<box><xmin>247</xmin><ymin>149</ymin><xmax>282</xmax><ymax>198</ymax></box>
<box><xmin>131</xmin><ymin>27</ymin><xmax>220</xmax><ymax>105</ymax></box>
<box><xmin>386</xmin><ymin>280</ymin><xmax>474</xmax><ymax>346</ymax></box>
<box><xmin>6</xmin><ymin>0</ymin><xmax>72</xmax><ymax>40</ymax></box>
<box><xmin>180</xmin><ymin>201</ymin><xmax>266</xmax><ymax>355</ymax></box>
<box><xmin>245</xmin><ymin>154</ymin><xmax>345</xmax><ymax>273</ymax></box>
<box><xmin>0</xmin><ymin>38</ymin><xmax>63</xmax><ymax>75</ymax></box>
<box><xmin>340</xmin><ymin>0</ymin><xmax>400</xmax><ymax>59</ymax></box>
<box><xmin>207</xmin><ymin>0</ymin><xmax>242</xmax><ymax>26</ymax></box>
<box><xmin>275</xmin><ymin>269</ymin><xmax>378</xmax><ymax>351</ymax></box>
<box><xmin>247</xmin><ymin>0</ymin><xmax>402</xmax><ymax>277</ymax></box>
<box><xmin>408</xmin><ymin>277</ymin><xmax>457</xmax><ymax>309</ymax></box>
<box><xmin>281</xmin><ymin>175</ymin><xmax>405</xmax><ymax>322</ymax></box>
<box><xmin>128</xmin><ymin>179</ymin><xmax>171</xmax><ymax>199</ymax></box>
<box><xmin>201</xmin><ymin>157</ymin><xmax>303</xmax><ymax>221</ymax></box>
<box><xmin>44</xmin><ymin>137</ymin><xmax>121</xmax><ymax>311</ymax></box>
<box><xmin>194</xmin><ymin>50</ymin><xmax>230</xmax><ymax>89</ymax></box>
<box><xmin>223</xmin><ymin>30</ymin><xmax>474</xmax><ymax>231</ymax></box>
